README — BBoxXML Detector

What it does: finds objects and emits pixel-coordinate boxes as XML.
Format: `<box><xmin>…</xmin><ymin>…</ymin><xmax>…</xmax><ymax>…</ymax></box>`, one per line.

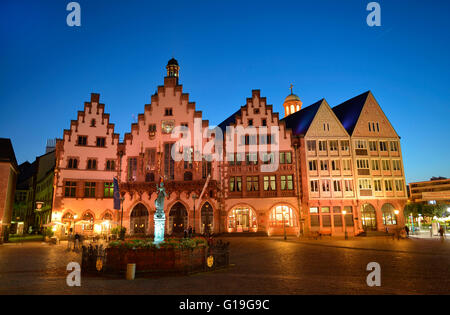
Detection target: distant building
<box><xmin>409</xmin><ymin>177</ymin><xmax>450</xmax><ymax>205</ymax></box>
<box><xmin>12</xmin><ymin>149</ymin><xmax>56</xmax><ymax>234</ymax></box>
<box><xmin>0</xmin><ymin>138</ymin><xmax>19</xmax><ymax>241</ymax></box>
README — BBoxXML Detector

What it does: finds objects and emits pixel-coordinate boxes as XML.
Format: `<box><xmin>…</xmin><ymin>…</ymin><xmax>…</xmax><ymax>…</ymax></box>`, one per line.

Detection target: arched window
<box><xmin>82</xmin><ymin>212</ymin><xmax>94</xmax><ymax>231</ymax></box>
<box><xmin>382</xmin><ymin>203</ymin><xmax>397</xmax><ymax>225</ymax></box>
<box><xmin>102</xmin><ymin>212</ymin><xmax>113</xmax><ymax>221</ymax></box>
<box><xmin>286</xmin><ymin>107</ymin><xmax>290</xmax><ymax>115</ymax></box>
<box><xmin>290</xmin><ymin>105</ymin><xmax>295</xmax><ymax>113</ymax></box>
<box><xmin>269</xmin><ymin>205</ymin><xmax>298</xmax><ymax>227</ymax></box>
<box><xmin>361</xmin><ymin>204</ymin><xmax>377</xmax><ymax>231</ymax></box>
<box><xmin>62</xmin><ymin>212</ymin><xmax>73</xmax><ymax>222</ymax></box>
<box><xmin>184</xmin><ymin>171</ymin><xmax>193</xmax><ymax>181</ymax></box>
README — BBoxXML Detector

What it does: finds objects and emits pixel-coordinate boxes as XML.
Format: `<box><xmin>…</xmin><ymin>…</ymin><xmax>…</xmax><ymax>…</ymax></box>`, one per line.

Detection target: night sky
<box><xmin>1</xmin><ymin>0</ymin><xmax>449</xmax><ymax>183</ymax></box>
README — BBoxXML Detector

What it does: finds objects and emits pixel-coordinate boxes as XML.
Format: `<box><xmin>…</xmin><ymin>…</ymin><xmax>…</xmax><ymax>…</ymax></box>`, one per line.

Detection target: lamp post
<box><xmin>35</xmin><ymin>201</ymin><xmax>44</xmax><ymax>233</ymax></box>
<box><xmin>342</xmin><ymin>210</ymin><xmax>348</xmax><ymax>240</ymax></box>
<box><xmin>192</xmin><ymin>193</ymin><xmax>198</xmax><ymax>235</ymax></box>
<box><xmin>394</xmin><ymin>209</ymin><xmax>400</xmax><ymax>225</ymax></box>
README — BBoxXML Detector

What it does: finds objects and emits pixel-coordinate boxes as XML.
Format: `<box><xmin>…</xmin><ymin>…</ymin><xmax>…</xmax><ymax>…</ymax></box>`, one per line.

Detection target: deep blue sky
<box><xmin>1</xmin><ymin>0</ymin><xmax>449</xmax><ymax>183</ymax></box>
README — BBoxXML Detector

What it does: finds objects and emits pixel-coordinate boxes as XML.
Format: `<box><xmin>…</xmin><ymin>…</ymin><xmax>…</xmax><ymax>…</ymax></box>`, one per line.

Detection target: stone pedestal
<box><xmin>153</xmin><ymin>215</ymin><xmax>165</xmax><ymax>245</ymax></box>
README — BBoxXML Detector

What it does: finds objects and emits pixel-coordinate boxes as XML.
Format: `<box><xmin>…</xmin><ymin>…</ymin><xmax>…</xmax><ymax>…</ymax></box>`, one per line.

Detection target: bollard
<box><xmin>126</xmin><ymin>263</ymin><xmax>136</xmax><ymax>280</ymax></box>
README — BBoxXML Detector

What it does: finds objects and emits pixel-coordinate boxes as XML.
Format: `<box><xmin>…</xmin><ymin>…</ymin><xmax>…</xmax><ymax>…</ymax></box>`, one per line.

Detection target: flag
<box><xmin>113</xmin><ymin>177</ymin><xmax>121</xmax><ymax>210</ymax></box>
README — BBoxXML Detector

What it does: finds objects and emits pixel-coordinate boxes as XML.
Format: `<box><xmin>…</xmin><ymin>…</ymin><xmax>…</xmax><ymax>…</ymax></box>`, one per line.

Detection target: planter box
<box><xmin>103</xmin><ymin>246</ymin><xmax>206</xmax><ymax>275</ymax></box>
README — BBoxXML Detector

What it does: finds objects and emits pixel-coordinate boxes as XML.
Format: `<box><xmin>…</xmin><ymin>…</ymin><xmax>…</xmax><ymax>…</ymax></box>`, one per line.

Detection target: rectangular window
<box><xmin>87</xmin><ymin>159</ymin><xmax>97</xmax><ymax>170</ymax></box>
<box><xmin>395</xmin><ymin>180</ymin><xmax>404</xmax><ymax>191</ymax></box>
<box><xmin>374</xmin><ymin>179</ymin><xmax>382</xmax><ymax>192</ymax></box>
<box><xmin>379</xmin><ymin>141</ymin><xmax>388</xmax><ymax>152</ymax></box>
<box><xmin>392</xmin><ymin>160</ymin><xmax>402</xmax><ymax>171</ymax></box>
<box><xmin>127</xmin><ymin>157</ymin><xmax>137</xmax><ymax>181</ymax></box>
<box><xmin>104</xmin><ymin>182</ymin><xmax>114</xmax><ymax>198</ymax></box>
<box><xmin>246</xmin><ymin>153</ymin><xmax>258</xmax><ymax>165</ymax></box>
<box><xmin>333</xmin><ymin>180</ymin><xmax>341</xmax><ymax>192</ymax></box>
<box><xmin>371</xmin><ymin>160</ymin><xmax>380</xmax><ymax>171</ymax></box>
<box><xmin>382</xmin><ymin>160</ymin><xmax>391</xmax><ymax>171</ymax></box>
<box><xmin>321</xmin><ymin>180</ymin><xmax>330</xmax><ymax>192</ymax></box>
<box><xmin>263</xmin><ymin>176</ymin><xmax>276</xmax><ymax>191</ymax></box>
<box><xmin>355</xmin><ymin>140</ymin><xmax>366</xmax><ymax>149</ymax></box>
<box><xmin>318</xmin><ymin>140</ymin><xmax>327</xmax><ymax>151</ymax></box>
<box><xmin>309</xmin><ymin>160</ymin><xmax>317</xmax><ymax>171</ymax></box>
<box><xmin>148</xmin><ymin>124</ymin><xmax>157</xmax><ymax>132</ymax></box>
<box><xmin>280</xmin><ymin>152</ymin><xmax>292</xmax><ymax>164</ymax></box>
<box><xmin>307</xmin><ymin>140</ymin><xmax>316</xmax><ymax>152</ymax></box>
<box><xmin>357</xmin><ymin>159</ymin><xmax>369</xmax><ymax>169</ymax></box>
<box><xmin>96</xmin><ymin>137</ymin><xmax>106</xmax><ymax>147</ymax></box>
<box><xmin>340</xmin><ymin>140</ymin><xmax>349</xmax><ymax>151</ymax></box>
<box><xmin>320</xmin><ymin>160</ymin><xmax>328</xmax><ymax>171</ymax></box>
<box><xmin>77</xmin><ymin>136</ymin><xmax>87</xmax><ymax>146</ymax></box>
<box><xmin>64</xmin><ymin>181</ymin><xmax>77</xmax><ymax>197</ymax></box>
<box><xmin>164</xmin><ymin>108</ymin><xmax>173</xmax><ymax>116</ymax></box>
<box><xmin>310</xmin><ymin>215</ymin><xmax>320</xmax><ymax>227</ymax></box>
<box><xmin>310</xmin><ymin>180</ymin><xmax>319</xmax><ymax>192</ymax></box>
<box><xmin>369</xmin><ymin>141</ymin><xmax>377</xmax><ymax>151</ymax></box>
<box><xmin>384</xmin><ymin>180</ymin><xmax>393</xmax><ymax>191</ymax></box>
<box><xmin>246</xmin><ymin>176</ymin><xmax>259</xmax><ymax>191</ymax></box>
<box><xmin>342</xmin><ymin>159</ymin><xmax>351</xmax><ymax>171</ymax></box>
<box><xmin>106</xmin><ymin>160</ymin><xmax>116</xmax><ymax>171</ymax></box>
<box><xmin>331</xmin><ymin>160</ymin><xmax>340</xmax><ymax>171</ymax></box>
<box><xmin>344</xmin><ymin>180</ymin><xmax>353</xmax><ymax>192</ymax></box>
<box><xmin>333</xmin><ymin>214</ymin><xmax>343</xmax><ymax>227</ymax></box>
<box><xmin>309</xmin><ymin>207</ymin><xmax>319</xmax><ymax>214</ymax></box>
<box><xmin>280</xmin><ymin>175</ymin><xmax>293</xmax><ymax>190</ymax></box>
<box><xmin>164</xmin><ymin>143</ymin><xmax>175</xmax><ymax>180</ymax></box>
<box><xmin>329</xmin><ymin>140</ymin><xmax>338</xmax><ymax>151</ymax></box>
<box><xmin>322</xmin><ymin>215</ymin><xmax>331</xmax><ymax>227</ymax></box>
<box><xmin>390</xmin><ymin>141</ymin><xmax>398</xmax><ymax>152</ymax></box>
<box><xmin>358</xmin><ymin>179</ymin><xmax>372</xmax><ymax>190</ymax></box>
<box><xmin>229</xmin><ymin>176</ymin><xmax>242</xmax><ymax>192</ymax></box>
<box><xmin>84</xmin><ymin>182</ymin><xmax>96</xmax><ymax>198</ymax></box>
<box><xmin>227</xmin><ymin>153</ymin><xmax>235</xmax><ymax>165</ymax></box>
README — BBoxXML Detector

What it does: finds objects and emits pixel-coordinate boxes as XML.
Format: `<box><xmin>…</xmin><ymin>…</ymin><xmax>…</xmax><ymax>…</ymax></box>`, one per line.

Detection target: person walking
<box><xmin>74</xmin><ymin>232</ymin><xmax>80</xmax><ymax>251</ymax></box>
<box><xmin>404</xmin><ymin>225</ymin><xmax>410</xmax><ymax>237</ymax></box>
<box><xmin>439</xmin><ymin>226</ymin><xmax>445</xmax><ymax>241</ymax></box>
<box><xmin>188</xmin><ymin>226</ymin><xmax>193</xmax><ymax>238</ymax></box>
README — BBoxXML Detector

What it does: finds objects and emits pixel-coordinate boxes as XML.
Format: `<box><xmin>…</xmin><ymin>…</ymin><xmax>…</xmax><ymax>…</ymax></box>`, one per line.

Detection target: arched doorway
<box><xmin>169</xmin><ymin>202</ymin><xmax>188</xmax><ymax>234</ymax></box>
<box><xmin>269</xmin><ymin>205</ymin><xmax>298</xmax><ymax>227</ymax></box>
<box><xmin>361</xmin><ymin>204</ymin><xmax>377</xmax><ymax>231</ymax></box>
<box><xmin>201</xmin><ymin>202</ymin><xmax>213</xmax><ymax>234</ymax></box>
<box><xmin>228</xmin><ymin>207</ymin><xmax>257</xmax><ymax>232</ymax></box>
<box><xmin>130</xmin><ymin>203</ymin><xmax>149</xmax><ymax>234</ymax></box>
<box><xmin>381</xmin><ymin>203</ymin><xmax>397</xmax><ymax>225</ymax></box>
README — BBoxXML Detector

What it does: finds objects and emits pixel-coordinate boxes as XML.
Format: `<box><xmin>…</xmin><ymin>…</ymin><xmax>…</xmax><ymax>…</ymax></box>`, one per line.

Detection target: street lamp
<box><xmin>192</xmin><ymin>193</ymin><xmax>198</xmax><ymax>235</ymax></box>
<box><xmin>35</xmin><ymin>201</ymin><xmax>44</xmax><ymax>232</ymax></box>
<box><xmin>394</xmin><ymin>209</ymin><xmax>400</xmax><ymax>225</ymax></box>
<box><xmin>342</xmin><ymin>210</ymin><xmax>348</xmax><ymax>240</ymax></box>
<box><xmin>282</xmin><ymin>208</ymin><xmax>287</xmax><ymax>241</ymax></box>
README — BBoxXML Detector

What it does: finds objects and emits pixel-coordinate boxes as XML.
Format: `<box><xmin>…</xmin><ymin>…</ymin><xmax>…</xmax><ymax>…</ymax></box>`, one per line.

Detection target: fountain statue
<box><xmin>153</xmin><ymin>178</ymin><xmax>168</xmax><ymax>245</ymax></box>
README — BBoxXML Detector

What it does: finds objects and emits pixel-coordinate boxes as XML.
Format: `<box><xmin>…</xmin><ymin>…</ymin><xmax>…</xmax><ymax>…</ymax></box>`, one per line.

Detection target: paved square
<box><xmin>0</xmin><ymin>237</ymin><xmax>449</xmax><ymax>294</ymax></box>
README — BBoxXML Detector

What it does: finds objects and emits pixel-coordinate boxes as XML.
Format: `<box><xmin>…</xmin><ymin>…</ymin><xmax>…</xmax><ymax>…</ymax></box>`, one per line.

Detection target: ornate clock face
<box><xmin>161</xmin><ymin>120</ymin><xmax>175</xmax><ymax>134</ymax></box>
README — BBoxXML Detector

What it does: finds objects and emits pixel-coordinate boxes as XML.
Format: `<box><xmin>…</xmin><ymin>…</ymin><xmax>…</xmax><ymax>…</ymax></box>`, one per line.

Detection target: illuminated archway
<box><xmin>228</xmin><ymin>207</ymin><xmax>257</xmax><ymax>232</ymax></box>
<box><xmin>361</xmin><ymin>204</ymin><xmax>377</xmax><ymax>231</ymax></box>
<box><xmin>269</xmin><ymin>205</ymin><xmax>298</xmax><ymax>227</ymax></box>
<box><xmin>169</xmin><ymin>202</ymin><xmax>188</xmax><ymax>234</ymax></box>
<box><xmin>130</xmin><ymin>203</ymin><xmax>149</xmax><ymax>234</ymax></box>
<box><xmin>381</xmin><ymin>203</ymin><xmax>397</xmax><ymax>225</ymax></box>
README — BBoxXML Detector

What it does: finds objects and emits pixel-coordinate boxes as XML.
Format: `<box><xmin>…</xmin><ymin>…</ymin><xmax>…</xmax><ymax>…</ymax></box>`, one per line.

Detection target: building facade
<box><xmin>50</xmin><ymin>59</ymin><xmax>407</xmax><ymax>237</ymax></box>
<box><xmin>0</xmin><ymin>138</ymin><xmax>19</xmax><ymax>241</ymax></box>
<box><xmin>409</xmin><ymin>177</ymin><xmax>450</xmax><ymax>205</ymax></box>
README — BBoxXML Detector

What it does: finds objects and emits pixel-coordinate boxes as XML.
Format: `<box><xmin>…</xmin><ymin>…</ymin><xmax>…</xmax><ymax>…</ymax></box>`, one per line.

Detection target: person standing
<box><xmin>404</xmin><ymin>225</ymin><xmax>410</xmax><ymax>237</ymax></box>
<box><xmin>439</xmin><ymin>226</ymin><xmax>445</xmax><ymax>241</ymax></box>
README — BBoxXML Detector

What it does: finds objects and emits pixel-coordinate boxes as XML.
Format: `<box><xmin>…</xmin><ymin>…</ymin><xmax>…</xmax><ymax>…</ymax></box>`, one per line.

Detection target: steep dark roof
<box><xmin>332</xmin><ymin>91</ymin><xmax>371</xmax><ymax>135</ymax></box>
<box><xmin>16</xmin><ymin>161</ymin><xmax>37</xmax><ymax>189</ymax></box>
<box><xmin>218</xmin><ymin>108</ymin><xmax>242</xmax><ymax>133</ymax></box>
<box><xmin>0</xmin><ymin>138</ymin><xmax>18</xmax><ymax>169</ymax></box>
<box><xmin>281</xmin><ymin>99</ymin><xmax>323</xmax><ymax>136</ymax></box>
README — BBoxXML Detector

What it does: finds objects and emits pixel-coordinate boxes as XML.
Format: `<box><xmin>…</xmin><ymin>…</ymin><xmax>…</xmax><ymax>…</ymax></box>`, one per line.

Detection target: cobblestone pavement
<box><xmin>0</xmin><ymin>237</ymin><xmax>449</xmax><ymax>295</ymax></box>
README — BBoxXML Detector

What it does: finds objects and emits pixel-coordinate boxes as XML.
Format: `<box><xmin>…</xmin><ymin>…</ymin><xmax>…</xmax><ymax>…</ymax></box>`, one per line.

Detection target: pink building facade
<box><xmin>51</xmin><ymin>59</ymin><xmax>407</xmax><ymax>237</ymax></box>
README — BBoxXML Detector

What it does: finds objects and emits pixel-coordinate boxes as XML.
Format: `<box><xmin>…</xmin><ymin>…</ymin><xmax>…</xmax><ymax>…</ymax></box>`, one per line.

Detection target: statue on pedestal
<box><xmin>153</xmin><ymin>178</ymin><xmax>168</xmax><ymax>244</ymax></box>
